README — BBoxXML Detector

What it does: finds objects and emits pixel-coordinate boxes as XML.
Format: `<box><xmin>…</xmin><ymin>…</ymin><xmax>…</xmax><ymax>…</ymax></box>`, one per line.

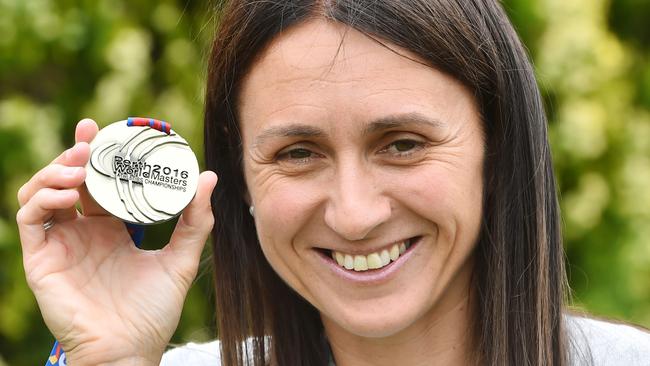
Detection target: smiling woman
<box><xmin>15</xmin><ymin>0</ymin><xmax>650</xmax><ymax>366</ymax></box>
<box><xmin>240</xmin><ymin>19</ymin><xmax>485</xmax><ymax>349</ymax></box>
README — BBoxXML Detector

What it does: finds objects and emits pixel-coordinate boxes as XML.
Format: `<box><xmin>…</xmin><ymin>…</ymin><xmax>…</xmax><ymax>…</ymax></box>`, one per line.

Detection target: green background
<box><xmin>0</xmin><ymin>0</ymin><xmax>648</xmax><ymax>364</ymax></box>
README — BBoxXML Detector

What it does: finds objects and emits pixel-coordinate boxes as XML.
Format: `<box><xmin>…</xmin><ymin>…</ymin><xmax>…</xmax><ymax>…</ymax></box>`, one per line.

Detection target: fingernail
<box><xmin>62</xmin><ymin>167</ymin><xmax>81</xmax><ymax>177</ymax></box>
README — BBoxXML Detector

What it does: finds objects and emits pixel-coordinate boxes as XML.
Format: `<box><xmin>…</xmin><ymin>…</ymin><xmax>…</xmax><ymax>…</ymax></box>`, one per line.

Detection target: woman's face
<box><xmin>239</xmin><ymin>19</ymin><xmax>484</xmax><ymax>338</ymax></box>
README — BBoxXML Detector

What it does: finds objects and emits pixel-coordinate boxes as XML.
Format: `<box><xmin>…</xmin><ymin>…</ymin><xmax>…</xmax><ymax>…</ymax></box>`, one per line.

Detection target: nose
<box><xmin>324</xmin><ymin>162</ymin><xmax>391</xmax><ymax>241</ymax></box>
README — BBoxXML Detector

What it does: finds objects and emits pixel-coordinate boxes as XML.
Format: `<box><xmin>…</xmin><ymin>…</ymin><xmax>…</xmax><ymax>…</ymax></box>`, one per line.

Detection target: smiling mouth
<box><xmin>317</xmin><ymin>236</ymin><xmax>421</xmax><ymax>272</ymax></box>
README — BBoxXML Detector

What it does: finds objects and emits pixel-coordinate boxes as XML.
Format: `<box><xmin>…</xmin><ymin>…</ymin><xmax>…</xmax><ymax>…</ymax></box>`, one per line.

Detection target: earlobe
<box><xmin>244</xmin><ymin>191</ymin><xmax>254</xmax><ymax>217</ymax></box>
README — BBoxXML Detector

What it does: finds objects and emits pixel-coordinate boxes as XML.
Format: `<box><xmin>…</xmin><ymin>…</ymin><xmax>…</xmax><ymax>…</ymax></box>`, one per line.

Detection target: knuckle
<box><xmin>180</xmin><ymin>214</ymin><xmax>198</xmax><ymax>231</ymax></box>
<box><xmin>16</xmin><ymin>164</ymin><xmax>58</xmax><ymax>205</ymax></box>
<box><xmin>184</xmin><ymin>214</ymin><xmax>211</xmax><ymax>234</ymax></box>
<box><xmin>36</xmin><ymin>166</ymin><xmax>51</xmax><ymax>185</ymax></box>
<box><xmin>15</xmin><ymin>207</ymin><xmax>27</xmax><ymax>223</ymax></box>
<box><xmin>24</xmin><ymin>270</ymin><xmax>41</xmax><ymax>290</ymax></box>
<box><xmin>205</xmin><ymin>215</ymin><xmax>215</xmax><ymax>230</ymax></box>
<box><xmin>194</xmin><ymin>209</ymin><xmax>214</xmax><ymax>231</ymax></box>
<box><xmin>16</xmin><ymin>184</ymin><xmax>28</xmax><ymax>204</ymax></box>
<box><xmin>31</xmin><ymin>188</ymin><xmax>46</xmax><ymax>201</ymax></box>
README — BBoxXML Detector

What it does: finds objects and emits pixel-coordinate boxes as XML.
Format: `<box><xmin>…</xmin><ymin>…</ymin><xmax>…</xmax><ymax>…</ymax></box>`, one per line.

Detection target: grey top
<box><xmin>160</xmin><ymin>315</ymin><xmax>650</xmax><ymax>365</ymax></box>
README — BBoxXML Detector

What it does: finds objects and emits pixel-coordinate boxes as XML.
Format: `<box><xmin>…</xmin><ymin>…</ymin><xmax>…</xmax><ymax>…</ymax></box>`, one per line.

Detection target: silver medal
<box><xmin>84</xmin><ymin>119</ymin><xmax>200</xmax><ymax>224</ymax></box>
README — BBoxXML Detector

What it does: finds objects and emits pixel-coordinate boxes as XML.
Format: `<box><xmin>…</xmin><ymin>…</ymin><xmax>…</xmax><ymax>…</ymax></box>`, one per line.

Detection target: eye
<box><xmin>286</xmin><ymin>148</ymin><xmax>312</xmax><ymax>159</ymax></box>
<box><xmin>276</xmin><ymin>146</ymin><xmax>322</xmax><ymax>164</ymax></box>
<box><xmin>379</xmin><ymin>139</ymin><xmax>426</xmax><ymax>157</ymax></box>
<box><xmin>392</xmin><ymin>140</ymin><xmax>419</xmax><ymax>152</ymax></box>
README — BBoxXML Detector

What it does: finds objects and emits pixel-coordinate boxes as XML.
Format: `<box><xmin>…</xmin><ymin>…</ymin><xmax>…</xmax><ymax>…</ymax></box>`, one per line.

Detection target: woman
<box><xmin>16</xmin><ymin>0</ymin><xmax>650</xmax><ymax>365</ymax></box>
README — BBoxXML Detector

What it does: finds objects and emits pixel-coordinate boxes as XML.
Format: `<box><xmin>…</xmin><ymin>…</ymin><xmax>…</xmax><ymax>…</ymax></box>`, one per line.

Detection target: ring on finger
<box><xmin>43</xmin><ymin>216</ymin><xmax>55</xmax><ymax>231</ymax></box>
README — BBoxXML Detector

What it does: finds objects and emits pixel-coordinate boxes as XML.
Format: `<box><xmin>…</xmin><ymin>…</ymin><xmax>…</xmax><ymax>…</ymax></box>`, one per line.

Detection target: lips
<box><xmin>318</xmin><ymin>236</ymin><xmax>420</xmax><ymax>272</ymax></box>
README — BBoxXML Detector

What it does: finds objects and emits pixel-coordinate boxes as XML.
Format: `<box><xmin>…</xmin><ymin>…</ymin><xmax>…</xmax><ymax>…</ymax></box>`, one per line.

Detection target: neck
<box><xmin>322</xmin><ymin>260</ymin><xmax>477</xmax><ymax>366</ymax></box>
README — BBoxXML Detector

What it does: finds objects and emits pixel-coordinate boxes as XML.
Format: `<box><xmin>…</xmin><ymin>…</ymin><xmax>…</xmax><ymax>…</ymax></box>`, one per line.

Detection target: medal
<box><xmin>84</xmin><ymin>118</ymin><xmax>200</xmax><ymax>224</ymax></box>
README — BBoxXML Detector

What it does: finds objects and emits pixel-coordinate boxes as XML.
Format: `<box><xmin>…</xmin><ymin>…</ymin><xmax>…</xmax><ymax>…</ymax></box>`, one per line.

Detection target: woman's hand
<box><xmin>15</xmin><ymin>119</ymin><xmax>218</xmax><ymax>365</ymax></box>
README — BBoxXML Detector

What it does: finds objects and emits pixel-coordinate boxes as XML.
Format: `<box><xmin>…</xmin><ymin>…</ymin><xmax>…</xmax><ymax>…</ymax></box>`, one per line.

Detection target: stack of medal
<box><xmin>85</xmin><ymin>117</ymin><xmax>200</xmax><ymax>225</ymax></box>
<box><xmin>45</xmin><ymin>118</ymin><xmax>200</xmax><ymax>365</ymax></box>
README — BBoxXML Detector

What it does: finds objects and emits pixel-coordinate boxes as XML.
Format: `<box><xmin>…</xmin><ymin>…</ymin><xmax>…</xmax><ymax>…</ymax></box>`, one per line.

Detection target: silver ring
<box><xmin>43</xmin><ymin>216</ymin><xmax>55</xmax><ymax>231</ymax></box>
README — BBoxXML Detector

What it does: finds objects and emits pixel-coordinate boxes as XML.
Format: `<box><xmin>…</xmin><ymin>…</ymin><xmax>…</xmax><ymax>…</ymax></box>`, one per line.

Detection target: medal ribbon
<box><xmin>127</xmin><ymin>117</ymin><xmax>171</xmax><ymax>134</ymax></box>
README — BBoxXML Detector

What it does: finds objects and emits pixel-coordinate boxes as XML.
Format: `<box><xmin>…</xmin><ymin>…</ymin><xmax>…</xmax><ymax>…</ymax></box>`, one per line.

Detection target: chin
<box><xmin>329</xmin><ymin>305</ymin><xmax>421</xmax><ymax>338</ymax></box>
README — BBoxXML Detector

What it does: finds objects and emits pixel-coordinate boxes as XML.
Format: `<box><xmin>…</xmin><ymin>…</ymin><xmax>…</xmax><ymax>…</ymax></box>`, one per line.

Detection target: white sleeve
<box><xmin>159</xmin><ymin>341</ymin><xmax>221</xmax><ymax>366</ymax></box>
<box><xmin>567</xmin><ymin>315</ymin><xmax>650</xmax><ymax>366</ymax></box>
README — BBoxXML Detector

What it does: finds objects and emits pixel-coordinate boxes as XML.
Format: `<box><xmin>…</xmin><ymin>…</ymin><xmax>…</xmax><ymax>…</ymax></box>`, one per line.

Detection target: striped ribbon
<box><xmin>127</xmin><ymin>117</ymin><xmax>172</xmax><ymax>134</ymax></box>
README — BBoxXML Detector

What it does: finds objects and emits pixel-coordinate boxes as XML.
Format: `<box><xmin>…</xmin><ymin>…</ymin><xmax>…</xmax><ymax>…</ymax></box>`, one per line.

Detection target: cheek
<box><xmin>252</xmin><ymin>177</ymin><xmax>325</xmax><ymax>270</ymax></box>
<box><xmin>255</xmin><ymin>181</ymin><xmax>321</xmax><ymax>235</ymax></box>
<box><xmin>393</xmin><ymin>164</ymin><xmax>483</xmax><ymax>241</ymax></box>
<box><xmin>251</xmin><ymin>179</ymin><xmax>328</xmax><ymax>298</ymax></box>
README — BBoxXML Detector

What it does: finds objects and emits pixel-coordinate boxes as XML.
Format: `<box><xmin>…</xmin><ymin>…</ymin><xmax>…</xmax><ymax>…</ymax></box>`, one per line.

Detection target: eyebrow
<box><xmin>253</xmin><ymin>112</ymin><xmax>445</xmax><ymax>146</ymax></box>
<box><xmin>363</xmin><ymin>112</ymin><xmax>446</xmax><ymax>135</ymax></box>
<box><xmin>253</xmin><ymin>124</ymin><xmax>325</xmax><ymax>147</ymax></box>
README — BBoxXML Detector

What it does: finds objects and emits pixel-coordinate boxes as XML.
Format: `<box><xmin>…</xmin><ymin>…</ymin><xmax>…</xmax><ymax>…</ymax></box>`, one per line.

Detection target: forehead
<box><xmin>241</xmin><ymin>19</ymin><xmax>434</xmax><ymax>93</ymax></box>
<box><xmin>238</xmin><ymin>19</ymin><xmax>475</xmax><ymax>134</ymax></box>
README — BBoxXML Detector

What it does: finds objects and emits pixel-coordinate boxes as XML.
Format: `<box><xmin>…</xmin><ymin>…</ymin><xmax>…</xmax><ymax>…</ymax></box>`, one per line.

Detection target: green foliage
<box><xmin>0</xmin><ymin>0</ymin><xmax>648</xmax><ymax>364</ymax></box>
<box><xmin>503</xmin><ymin>0</ymin><xmax>650</xmax><ymax>328</ymax></box>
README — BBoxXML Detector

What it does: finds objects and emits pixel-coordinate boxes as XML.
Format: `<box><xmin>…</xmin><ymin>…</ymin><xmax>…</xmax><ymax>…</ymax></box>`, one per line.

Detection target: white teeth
<box><xmin>389</xmin><ymin>244</ymin><xmax>399</xmax><ymax>261</ymax></box>
<box><xmin>331</xmin><ymin>239</ymin><xmax>414</xmax><ymax>272</ymax></box>
<box><xmin>353</xmin><ymin>255</ymin><xmax>368</xmax><ymax>271</ymax></box>
<box><xmin>335</xmin><ymin>251</ymin><xmax>344</xmax><ymax>266</ymax></box>
<box><xmin>367</xmin><ymin>253</ymin><xmax>382</xmax><ymax>269</ymax></box>
<box><xmin>344</xmin><ymin>254</ymin><xmax>354</xmax><ymax>270</ymax></box>
<box><xmin>380</xmin><ymin>250</ymin><xmax>391</xmax><ymax>266</ymax></box>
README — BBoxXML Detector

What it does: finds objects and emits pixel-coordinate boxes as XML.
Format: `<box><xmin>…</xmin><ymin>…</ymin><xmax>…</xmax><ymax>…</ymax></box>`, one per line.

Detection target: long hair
<box><xmin>204</xmin><ymin>1</ymin><xmax>569</xmax><ymax>365</ymax></box>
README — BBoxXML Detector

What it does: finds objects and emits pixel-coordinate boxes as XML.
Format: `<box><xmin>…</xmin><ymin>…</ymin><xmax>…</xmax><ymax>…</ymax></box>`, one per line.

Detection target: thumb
<box><xmin>163</xmin><ymin>171</ymin><xmax>218</xmax><ymax>280</ymax></box>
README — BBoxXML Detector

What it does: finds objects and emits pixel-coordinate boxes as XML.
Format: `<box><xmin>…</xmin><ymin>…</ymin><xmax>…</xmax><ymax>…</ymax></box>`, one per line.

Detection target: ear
<box><xmin>244</xmin><ymin>191</ymin><xmax>254</xmax><ymax>218</ymax></box>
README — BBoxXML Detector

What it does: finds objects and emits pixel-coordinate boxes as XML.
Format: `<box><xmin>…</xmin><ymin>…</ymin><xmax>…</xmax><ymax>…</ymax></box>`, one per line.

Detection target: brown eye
<box><xmin>276</xmin><ymin>146</ymin><xmax>322</xmax><ymax>165</ymax></box>
<box><xmin>392</xmin><ymin>140</ymin><xmax>418</xmax><ymax>152</ymax></box>
<box><xmin>377</xmin><ymin>138</ymin><xmax>427</xmax><ymax>160</ymax></box>
<box><xmin>288</xmin><ymin>148</ymin><xmax>312</xmax><ymax>159</ymax></box>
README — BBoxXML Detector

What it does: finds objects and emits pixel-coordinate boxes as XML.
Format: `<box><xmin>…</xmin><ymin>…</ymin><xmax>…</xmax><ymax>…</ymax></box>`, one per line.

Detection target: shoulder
<box><xmin>160</xmin><ymin>318</ymin><xmax>650</xmax><ymax>366</ymax></box>
<box><xmin>159</xmin><ymin>337</ymin><xmax>270</xmax><ymax>366</ymax></box>
<box><xmin>160</xmin><ymin>341</ymin><xmax>221</xmax><ymax>366</ymax></box>
<box><xmin>565</xmin><ymin>313</ymin><xmax>650</xmax><ymax>366</ymax></box>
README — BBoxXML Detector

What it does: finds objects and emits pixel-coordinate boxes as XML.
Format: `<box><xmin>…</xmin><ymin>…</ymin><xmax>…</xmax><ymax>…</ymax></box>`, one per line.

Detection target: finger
<box><xmin>74</xmin><ymin>118</ymin><xmax>99</xmax><ymax>143</ymax></box>
<box><xmin>163</xmin><ymin>171</ymin><xmax>218</xmax><ymax>280</ymax></box>
<box><xmin>17</xmin><ymin>163</ymin><xmax>86</xmax><ymax>207</ymax></box>
<box><xmin>50</xmin><ymin>140</ymin><xmax>91</xmax><ymax>167</ymax></box>
<box><xmin>49</xmin><ymin>118</ymin><xmax>97</xmax><ymax>166</ymax></box>
<box><xmin>16</xmin><ymin>188</ymin><xmax>79</xmax><ymax>255</ymax></box>
<box><xmin>35</xmin><ymin>119</ymin><xmax>95</xmax><ymax>167</ymax></box>
<box><xmin>72</xmin><ymin>119</ymin><xmax>110</xmax><ymax>216</ymax></box>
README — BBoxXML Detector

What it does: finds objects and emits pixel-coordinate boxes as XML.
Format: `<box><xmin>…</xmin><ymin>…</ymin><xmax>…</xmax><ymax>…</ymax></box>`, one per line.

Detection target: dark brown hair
<box><xmin>204</xmin><ymin>1</ymin><xmax>569</xmax><ymax>365</ymax></box>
